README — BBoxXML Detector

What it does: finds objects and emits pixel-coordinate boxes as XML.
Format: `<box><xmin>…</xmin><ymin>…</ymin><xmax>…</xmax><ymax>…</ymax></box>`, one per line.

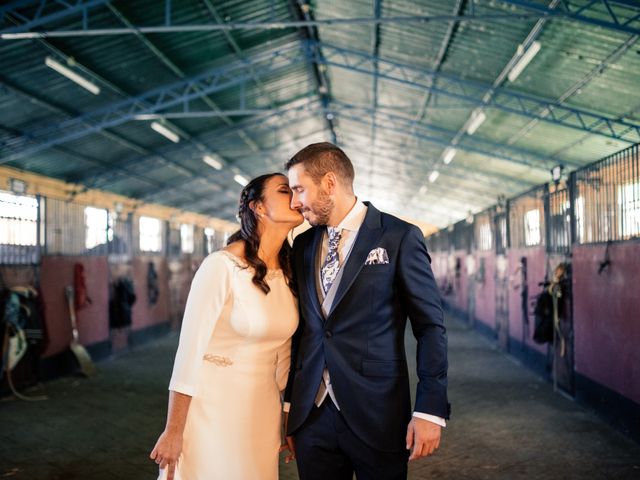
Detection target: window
<box><xmin>478</xmin><ymin>222</ymin><xmax>493</xmax><ymax>251</ymax></box>
<box><xmin>0</xmin><ymin>191</ymin><xmax>38</xmax><ymax>246</ymax></box>
<box><xmin>618</xmin><ymin>182</ymin><xmax>640</xmax><ymax>238</ymax></box>
<box><xmin>205</xmin><ymin>227</ymin><xmax>215</xmax><ymax>254</ymax></box>
<box><xmin>85</xmin><ymin>207</ymin><xmax>108</xmax><ymax>250</ymax></box>
<box><xmin>524</xmin><ymin>209</ymin><xmax>541</xmax><ymax>246</ymax></box>
<box><xmin>181</xmin><ymin>224</ymin><xmax>194</xmax><ymax>254</ymax></box>
<box><xmin>140</xmin><ymin>216</ymin><xmax>162</xmax><ymax>252</ymax></box>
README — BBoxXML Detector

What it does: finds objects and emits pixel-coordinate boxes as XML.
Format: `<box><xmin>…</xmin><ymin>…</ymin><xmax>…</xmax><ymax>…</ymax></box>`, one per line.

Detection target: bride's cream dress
<box><xmin>158</xmin><ymin>250</ymin><xmax>298</xmax><ymax>480</ymax></box>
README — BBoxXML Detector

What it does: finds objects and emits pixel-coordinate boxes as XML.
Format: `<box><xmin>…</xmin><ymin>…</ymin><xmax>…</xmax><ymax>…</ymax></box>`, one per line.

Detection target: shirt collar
<box><xmin>334</xmin><ymin>199</ymin><xmax>367</xmax><ymax>233</ymax></box>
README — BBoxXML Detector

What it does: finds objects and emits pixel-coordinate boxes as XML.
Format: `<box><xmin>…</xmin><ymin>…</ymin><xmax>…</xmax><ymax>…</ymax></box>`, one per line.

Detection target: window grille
<box><xmin>508</xmin><ymin>187</ymin><xmax>546</xmax><ymax>249</ymax></box>
<box><xmin>574</xmin><ymin>144</ymin><xmax>639</xmax><ymax>243</ymax></box>
<box><xmin>0</xmin><ymin>190</ymin><xmax>40</xmax><ymax>264</ymax></box>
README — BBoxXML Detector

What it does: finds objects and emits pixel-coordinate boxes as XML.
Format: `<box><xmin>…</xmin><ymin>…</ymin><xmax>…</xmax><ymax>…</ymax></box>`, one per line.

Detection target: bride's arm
<box><xmin>150</xmin><ymin>253</ymin><xmax>232</xmax><ymax>479</ymax></box>
<box><xmin>150</xmin><ymin>390</ymin><xmax>192</xmax><ymax>479</ymax></box>
<box><xmin>276</xmin><ymin>338</ymin><xmax>292</xmax><ymax>393</ymax></box>
<box><xmin>276</xmin><ymin>337</ymin><xmax>297</xmax><ymax>463</ymax></box>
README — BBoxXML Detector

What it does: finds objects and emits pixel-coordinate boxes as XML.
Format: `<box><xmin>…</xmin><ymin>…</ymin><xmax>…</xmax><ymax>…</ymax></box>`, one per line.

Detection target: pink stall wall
<box><xmin>474</xmin><ymin>252</ymin><xmax>496</xmax><ymax>329</ymax></box>
<box><xmin>40</xmin><ymin>256</ymin><xmax>109</xmax><ymax>358</ymax></box>
<box><xmin>131</xmin><ymin>256</ymin><xmax>171</xmax><ymax>330</ymax></box>
<box><xmin>572</xmin><ymin>242</ymin><xmax>640</xmax><ymax>404</ymax></box>
<box><xmin>451</xmin><ymin>250</ymin><xmax>468</xmax><ymax>312</ymax></box>
<box><xmin>430</xmin><ymin>252</ymin><xmax>448</xmax><ymax>289</ymax></box>
<box><xmin>168</xmin><ymin>256</ymin><xmax>203</xmax><ymax>328</ymax></box>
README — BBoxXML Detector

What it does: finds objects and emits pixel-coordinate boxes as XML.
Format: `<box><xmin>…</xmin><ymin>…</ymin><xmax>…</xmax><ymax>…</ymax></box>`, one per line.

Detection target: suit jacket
<box><xmin>285</xmin><ymin>202</ymin><xmax>450</xmax><ymax>452</ymax></box>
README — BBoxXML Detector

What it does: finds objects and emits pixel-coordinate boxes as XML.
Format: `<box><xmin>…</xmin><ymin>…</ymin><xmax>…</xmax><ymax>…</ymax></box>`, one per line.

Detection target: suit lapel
<box><xmin>328</xmin><ymin>203</ymin><xmax>383</xmax><ymax>317</ymax></box>
<box><xmin>302</xmin><ymin>226</ymin><xmax>324</xmax><ymax>321</ymax></box>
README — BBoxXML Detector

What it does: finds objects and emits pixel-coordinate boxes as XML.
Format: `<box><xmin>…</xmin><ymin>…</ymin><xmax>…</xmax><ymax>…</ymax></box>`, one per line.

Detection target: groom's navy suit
<box><xmin>285</xmin><ymin>202</ymin><xmax>449</xmax><ymax>468</ymax></box>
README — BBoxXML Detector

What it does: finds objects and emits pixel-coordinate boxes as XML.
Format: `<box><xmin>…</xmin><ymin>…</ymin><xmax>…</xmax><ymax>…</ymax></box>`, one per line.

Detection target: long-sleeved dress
<box><xmin>158</xmin><ymin>250</ymin><xmax>298</xmax><ymax>480</ymax></box>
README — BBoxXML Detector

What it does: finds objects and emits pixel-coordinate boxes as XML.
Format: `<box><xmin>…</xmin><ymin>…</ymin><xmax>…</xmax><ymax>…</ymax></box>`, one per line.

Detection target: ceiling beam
<box><xmin>313</xmin><ymin>41</ymin><xmax>640</xmax><ymax>144</ymax></box>
<box><xmin>0</xmin><ymin>17</ymin><xmax>247</xmax><ymax>210</ymax></box>
<box><xmin>4</xmin><ymin>0</ymin><xmax>639</xmax><ymax>38</ymax></box>
<box><xmin>68</xmin><ymin>98</ymin><xmax>324</xmax><ymax>187</ymax></box>
<box><xmin>71</xmin><ymin>96</ymin><xmax>555</xmax><ymax>192</ymax></box>
<box><xmin>505</xmin><ymin>32</ymin><xmax>639</xmax><ymax>146</ymax></box>
<box><xmin>412</xmin><ymin>0</ymin><xmax>464</xmax><ymax>124</ymax></box>
<box><xmin>334</xmin><ymin>102</ymin><xmax>565</xmax><ymax>170</ymax></box>
<box><xmin>367</xmin><ymin>0</ymin><xmax>382</xmax><ymax>186</ymax></box>
<box><xmin>6</xmin><ymin>37</ymin><xmax>634</xmax><ymax>172</ymax></box>
<box><xmin>0</xmin><ymin>12</ymin><xmax>562</xmax><ymax>38</ymax></box>
<box><xmin>288</xmin><ymin>0</ymin><xmax>336</xmax><ymax>143</ymax></box>
<box><xmin>1</xmin><ymin>0</ymin><xmax>109</xmax><ymax>34</ymax></box>
<box><xmin>347</xmin><ymin>140</ymin><xmax>533</xmax><ymax>193</ymax></box>
<box><xmin>0</xmin><ymin>43</ymin><xmax>304</xmax><ymax>164</ymax></box>
<box><xmin>500</xmin><ymin>0</ymin><xmax>640</xmax><ymax>37</ymax></box>
<box><xmin>109</xmin><ymin>0</ymin><xmax>264</xmax><ymax>154</ymax></box>
<box><xmin>4</xmin><ymin>1</ymin><xmax>638</xmax><ymax>37</ymax></box>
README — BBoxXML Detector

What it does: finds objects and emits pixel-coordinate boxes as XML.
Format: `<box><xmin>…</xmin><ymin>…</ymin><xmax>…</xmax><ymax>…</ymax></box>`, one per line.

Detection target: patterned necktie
<box><xmin>321</xmin><ymin>227</ymin><xmax>343</xmax><ymax>295</ymax></box>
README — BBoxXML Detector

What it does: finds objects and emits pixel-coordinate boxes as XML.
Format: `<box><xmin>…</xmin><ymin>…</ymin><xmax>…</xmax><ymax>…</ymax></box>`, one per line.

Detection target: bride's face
<box><xmin>257</xmin><ymin>175</ymin><xmax>304</xmax><ymax>228</ymax></box>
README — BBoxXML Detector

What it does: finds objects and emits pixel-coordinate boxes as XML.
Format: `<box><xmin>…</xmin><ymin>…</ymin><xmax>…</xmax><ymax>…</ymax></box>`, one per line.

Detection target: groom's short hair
<box><xmin>285</xmin><ymin>142</ymin><xmax>355</xmax><ymax>188</ymax></box>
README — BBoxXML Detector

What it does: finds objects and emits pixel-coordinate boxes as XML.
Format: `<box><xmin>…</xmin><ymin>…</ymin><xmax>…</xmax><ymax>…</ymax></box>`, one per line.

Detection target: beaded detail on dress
<box><xmin>203</xmin><ymin>354</ymin><xmax>234</xmax><ymax>366</ymax></box>
<box><xmin>219</xmin><ymin>250</ymin><xmax>284</xmax><ymax>281</ymax></box>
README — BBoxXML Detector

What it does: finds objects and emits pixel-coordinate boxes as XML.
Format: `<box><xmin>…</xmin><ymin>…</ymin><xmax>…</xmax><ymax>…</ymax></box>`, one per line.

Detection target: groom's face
<box><xmin>288</xmin><ymin>164</ymin><xmax>334</xmax><ymax>226</ymax></box>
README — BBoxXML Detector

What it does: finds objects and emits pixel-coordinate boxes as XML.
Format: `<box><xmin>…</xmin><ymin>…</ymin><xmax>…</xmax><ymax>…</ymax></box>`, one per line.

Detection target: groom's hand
<box><xmin>279</xmin><ymin>411</ymin><xmax>296</xmax><ymax>463</ymax></box>
<box><xmin>406</xmin><ymin>417</ymin><xmax>441</xmax><ymax>461</ymax></box>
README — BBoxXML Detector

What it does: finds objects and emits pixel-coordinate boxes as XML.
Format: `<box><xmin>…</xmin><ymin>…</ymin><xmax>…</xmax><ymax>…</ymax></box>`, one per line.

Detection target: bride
<box><xmin>150</xmin><ymin>173</ymin><xmax>303</xmax><ymax>479</ymax></box>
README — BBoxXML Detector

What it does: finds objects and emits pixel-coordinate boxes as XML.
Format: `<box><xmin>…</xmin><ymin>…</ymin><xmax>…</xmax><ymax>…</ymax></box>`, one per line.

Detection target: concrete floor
<box><xmin>1</xmin><ymin>315</ymin><xmax>638</xmax><ymax>480</ymax></box>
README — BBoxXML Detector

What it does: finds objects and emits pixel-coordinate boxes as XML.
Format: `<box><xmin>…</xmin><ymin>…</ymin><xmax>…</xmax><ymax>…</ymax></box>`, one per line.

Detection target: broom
<box><xmin>64</xmin><ymin>286</ymin><xmax>97</xmax><ymax>377</ymax></box>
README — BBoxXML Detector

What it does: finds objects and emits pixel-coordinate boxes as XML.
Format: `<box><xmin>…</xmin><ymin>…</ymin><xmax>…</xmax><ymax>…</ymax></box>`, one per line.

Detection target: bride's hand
<box><xmin>279</xmin><ymin>435</ymin><xmax>296</xmax><ymax>464</ymax></box>
<box><xmin>150</xmin><ymin>430</ymin><xmax>183</xmax><ymax>479</ymax></box>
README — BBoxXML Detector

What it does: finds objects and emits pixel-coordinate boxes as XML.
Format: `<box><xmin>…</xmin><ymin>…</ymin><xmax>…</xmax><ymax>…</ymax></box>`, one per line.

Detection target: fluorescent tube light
<box><xmin>203</xmin><ymin>155</ymin><xmax>223</xmax><ymax>170</ymax></box>
<box><xmin>234</xmin><ymin>174</ymin><xmax>248</xmax><ymax>187</ymax></box>
<box><xmin>443</xmin><ymin>147</ymin><xmax>457</xmax><ymax>165</ymax></box>
<box><xmin>150</xmin><ymin>122</ymin><xmax>180</xmax><ymax>143</ymax></box>
<box><xmin>134</xmin><ymin>114</ymin><xmax>161</xmax><ymax>120</ymax></box>
<box><xmin>508</xmin><ymin>41</ymin><xmax>541</xmax><ymax>82</ymax></box>
<box><xmin>428</xmin><ymin>171</ymin><xmax>439</xmax><ymax>183</ymax></box>
<box><xmin>466</xmin><ymin>109</ymin><xmax>486</xmax><ymax>135</ymax></box>
<box><xmin>2</xmin><ymin>32</ymin><xmax>43</xmax><ymax>39</ymax></box>
<box><xmin>44</xmin><ymin>56</ymin><xmax>100</xmax><ymax>95</ymax></box>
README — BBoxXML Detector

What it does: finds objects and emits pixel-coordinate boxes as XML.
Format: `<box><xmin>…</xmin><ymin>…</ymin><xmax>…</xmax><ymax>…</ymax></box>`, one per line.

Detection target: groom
<box><xmin>283</xmin><ymin>142</ymin><xmax>450</xmax><ymax>480</ymax></box>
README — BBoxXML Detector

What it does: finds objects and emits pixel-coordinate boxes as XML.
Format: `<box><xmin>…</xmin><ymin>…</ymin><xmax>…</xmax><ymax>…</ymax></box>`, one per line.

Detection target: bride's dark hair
<box><xmin>226</xmin><ymin>173</ymin><xmax>295</xmax><ymax>295</ymax></box>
